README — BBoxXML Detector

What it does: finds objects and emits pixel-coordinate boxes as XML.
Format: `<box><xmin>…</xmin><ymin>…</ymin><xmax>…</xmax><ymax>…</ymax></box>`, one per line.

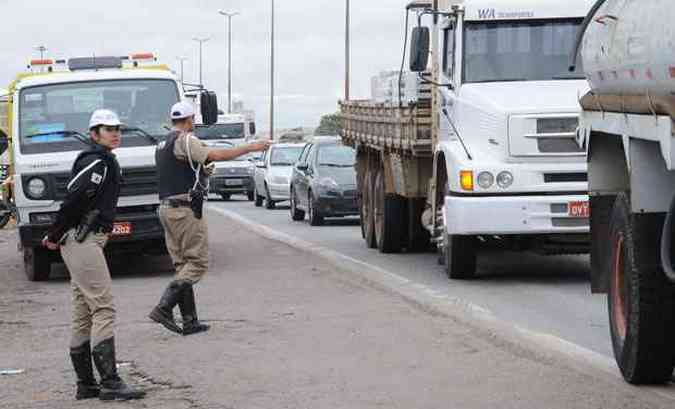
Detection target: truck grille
<box><xmin>509</xmin><ymin>115</ymin><xmax>584</xmax><ymax>157</ymax></box>
<box><xmin>53</xmin><ymin>166</ymin><xmax>158</xmax><ymax>200</ymax></box>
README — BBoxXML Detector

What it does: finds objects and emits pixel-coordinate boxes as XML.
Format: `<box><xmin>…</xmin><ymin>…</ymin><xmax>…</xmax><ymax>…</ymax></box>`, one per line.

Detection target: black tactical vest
<box><xmin>156</xmin><ymin>131</ymin><xmax>198</xmax><ymax>200</ymax></box>
<box><xmin>73</xmin><ymin>144</ymin><xmax>121</xmax><ymax>232</ymax></box>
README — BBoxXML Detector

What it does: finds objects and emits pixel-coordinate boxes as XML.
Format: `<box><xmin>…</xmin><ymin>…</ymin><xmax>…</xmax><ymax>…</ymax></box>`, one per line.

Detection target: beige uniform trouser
<box><xmin>60</xmin><ymin>230</ymin><xmax>115</xmax><ymax>349</ymax></box>
<box><xmin>159</xmin><ymin>205</ymin><xmax>209</xmax><ymax>284</ymax></box>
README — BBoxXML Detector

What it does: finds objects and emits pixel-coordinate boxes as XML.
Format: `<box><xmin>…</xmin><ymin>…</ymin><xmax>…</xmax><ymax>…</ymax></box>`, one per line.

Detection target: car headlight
<box><xmin>497</xmin><ymin>171</ymin><xmax>514</xmax><ymax>189</ymax></box>
<box><xmin>477</xmin><ymin>172</ymin><xmax>494</xmax><ymax>189</ymax></box>
<box><xmin>26</xmin><ymin>177</ymin><xmax>47</xmax><ymax>199</ymax></box>
<box><xmin>247</xmin><ymin>165</ymin><xmax>255</xmax><ymax>175</ymax></box>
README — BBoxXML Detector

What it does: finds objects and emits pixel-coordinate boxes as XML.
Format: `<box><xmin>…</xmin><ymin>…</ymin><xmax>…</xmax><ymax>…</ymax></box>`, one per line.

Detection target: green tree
<box><xmin>314</xmin><ymin>112</ymin><xmax>343</xmax><ymax>136</ymax></box>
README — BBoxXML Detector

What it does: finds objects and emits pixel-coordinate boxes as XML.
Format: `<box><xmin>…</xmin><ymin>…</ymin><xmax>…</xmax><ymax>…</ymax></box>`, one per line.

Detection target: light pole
<box><xmin>345</xmin><ymin>0</ymin><xmax>350</xmax><ymax>101</ymax></box>
<box><xmin>218</xmin><ymin>10</ymin><xmax>240</xmax><ymax>114</ymax></box>
<box><xmin>192</xmin><ymin>37</ymin><xmax>210</xmax><ymax>88</ymax></box>
<box><xmin>270</xmin><ymin>0</ymin><xmax>275</xmax><ymax>140</ymax></box>
<box><xmin>176</xmin><ymin>56</ymin><xmax>188</xmax><ymax>85</ymax></box>
<box><xmin>34</xmin><ymin>45</ymin><xmax>47</xmax><ymax>60</ymax></box>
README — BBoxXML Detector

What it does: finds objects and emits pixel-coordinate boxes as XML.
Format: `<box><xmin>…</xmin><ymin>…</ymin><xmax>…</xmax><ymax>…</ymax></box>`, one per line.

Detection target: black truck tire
<box><xmin>442</xmin><ymin>183</ymin><xmax>477</xmax><ymax>279</ymax></box>
<box><xmin>24</xmin><ymin>247</ymin><xmax>51</xmax><ymax>282</ymax></box>
<box><xmin>607</xmin><ymin>193</ymin><xmax>675</xmax><ymax>384</ymax></box>
<box><xmin>444</xmin><ymin>233</ymin><xmax>477</xmax><ymax>279</ymax></box>
<box><xmin>362</xmin><ymin>170</ymin><xmax>377</xmax><ymax>249</ymax></box>
<box><xmin>590</xmin><ymin>195</ymin><xmax>616</xmax><ymax>293</ymax></box>
<box><xmin>373</xmin><ymin>168</ymin><xmax>403</xmax><ymax>254</ymax></box>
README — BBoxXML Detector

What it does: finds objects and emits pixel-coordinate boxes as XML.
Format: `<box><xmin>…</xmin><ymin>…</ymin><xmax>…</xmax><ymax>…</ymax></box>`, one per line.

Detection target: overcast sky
<box><xmin>0</xmin><ymin>0</ymin><xmax>413</xmax><ymax>131</ymax></box>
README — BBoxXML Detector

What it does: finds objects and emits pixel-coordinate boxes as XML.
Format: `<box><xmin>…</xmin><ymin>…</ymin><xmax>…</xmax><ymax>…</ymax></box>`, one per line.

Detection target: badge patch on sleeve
<box><xmin>91</xmin><ymin>173</ymin><xmax>103</xmax><ymax>185</ymax></box>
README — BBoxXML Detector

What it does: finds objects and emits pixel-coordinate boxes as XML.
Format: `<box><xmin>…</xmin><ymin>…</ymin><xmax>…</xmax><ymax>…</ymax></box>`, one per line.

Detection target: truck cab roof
<box><xmin>11</xmin><ymin>68</ymin><xmax>176</xmax><ymax>92</ymax></box>
<box><xmin>447</xmin><ymin>0</ymin><xmax>594</xmax><ymax>21</ymax></box>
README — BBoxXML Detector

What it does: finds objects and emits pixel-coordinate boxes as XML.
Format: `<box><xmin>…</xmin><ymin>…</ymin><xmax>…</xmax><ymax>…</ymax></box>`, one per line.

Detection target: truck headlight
<box><xmin>497</xmin><ymin>171</ymin><xmax>514</xmax><ymax>189</ymax></box>
<box><xmin>26</xmin><ymin>177</ymin><xmax>47</xmax><ymax>199</ymax></box>
<box><xmin>477</xmin><ymin>172</ymin><xmax>494</xmax><ymax>189</ymax></box>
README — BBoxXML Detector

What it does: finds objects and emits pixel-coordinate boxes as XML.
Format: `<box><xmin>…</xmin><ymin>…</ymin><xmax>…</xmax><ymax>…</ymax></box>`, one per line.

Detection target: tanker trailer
<box><xmin>572</xmin><ymin>0</ymin><xmax>675</xmax><ymax>384</ymax></box>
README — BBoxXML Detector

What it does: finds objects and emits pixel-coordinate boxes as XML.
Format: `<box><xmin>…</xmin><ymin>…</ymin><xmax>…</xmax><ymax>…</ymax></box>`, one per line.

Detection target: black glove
<box><xmin>75</xmin><ymin>210</ymin><xmax>101</xmax><ymax>243</ymax></box>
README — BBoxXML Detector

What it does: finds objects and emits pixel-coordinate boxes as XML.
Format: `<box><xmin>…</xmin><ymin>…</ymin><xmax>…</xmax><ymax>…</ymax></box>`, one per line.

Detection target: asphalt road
<box><xmin>209</xmin><ymin>195</ymin><xmax>611</xmax><ymax>359</ymax></box>
<box><xmin>3</xmin><ymin>208</ymin><xmax>675</xmax><ymax>408</ymax></box>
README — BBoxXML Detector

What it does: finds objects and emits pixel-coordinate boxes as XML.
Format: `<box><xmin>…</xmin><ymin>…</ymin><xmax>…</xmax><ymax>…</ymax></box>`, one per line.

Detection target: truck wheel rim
<box><xmin>611</xmin><ymin>233</ymin><xmax>628</xmax><ymax>342</ymax></box>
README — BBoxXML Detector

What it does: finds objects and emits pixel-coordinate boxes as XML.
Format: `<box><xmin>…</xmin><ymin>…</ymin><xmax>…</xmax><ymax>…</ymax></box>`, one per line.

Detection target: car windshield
<box><xmin>463</xmin><ymin>18</ymin><xmax>584</xmax><ymax>83</ymax></box>
<box><xmin>18</xmin><ymin>79</ymin><xmax>179</xmax><ymax>154</ymax></box>
<box><xmin>318</xmin><ymin>145</ymin><xmax>355</xmax><ymax>167</ymax></box>
<box><xmin>270</xmin><ymin>147</ymin><xmax>304</xmax><ymax>166</ymax></box>
<box><xmin>195</xmin><ymin>123</ymin><xmax>245</xmax><ymax>140</ymax></box>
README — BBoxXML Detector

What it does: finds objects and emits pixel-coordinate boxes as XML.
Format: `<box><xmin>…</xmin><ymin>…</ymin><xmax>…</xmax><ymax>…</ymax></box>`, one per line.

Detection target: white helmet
<box><xmin>169</xmin><ymin>101</ymin><xmax>196</xmax><ymax>120</ymax></box>
<box><xmin>89</xmin><ymin>109</ymin><xmax>123</xmax><ymax>130</ymax></box>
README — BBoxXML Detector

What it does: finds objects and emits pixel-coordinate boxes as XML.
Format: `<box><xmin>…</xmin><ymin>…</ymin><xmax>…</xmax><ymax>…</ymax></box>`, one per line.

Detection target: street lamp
<box><xmin>270</xmin><ymin>0</ymin><xmax>275</xmax><ymax>140</ymax></box>
<box><xmin>345</xmin><ymin>0</ymin><xmax>350</xmax><ymax>101</ymax></box>
<box><xmin>176</xmin><ymin>56</ymin><xmax>188</xmax><ymax>85</ymax></box>
<box><xmin>218</xmin><ymin>10</ymin><xmax>240</xmax><ymax>114</ymax></box>
<box><xmin>34</xmin><ymin>45</ymin><xmax>48</xmax><ymax>60</ymax></box>
<box><xmin>192</xmin><ymin>37</ymin><xmax>210</xmax><ymax>88</ymax></box>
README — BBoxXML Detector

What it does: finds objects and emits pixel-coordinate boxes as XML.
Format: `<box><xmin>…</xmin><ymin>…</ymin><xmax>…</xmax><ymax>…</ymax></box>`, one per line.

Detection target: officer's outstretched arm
<box><xmin>46</xmin><ymin>158</ymin><xmax>108</xmax><ymax>243</ymax></box>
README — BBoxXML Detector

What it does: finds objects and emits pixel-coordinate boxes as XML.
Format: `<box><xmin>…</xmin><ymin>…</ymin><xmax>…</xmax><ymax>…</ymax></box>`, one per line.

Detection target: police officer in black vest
<box><xmin>42</xmin><ymin>109</ymin><xmax>145</xmax><ymax>401</ymax></box>
<box><xmin>150</xmin><ymin>102</ymin><xmax>270</xmax><ymax>335</ymax></box>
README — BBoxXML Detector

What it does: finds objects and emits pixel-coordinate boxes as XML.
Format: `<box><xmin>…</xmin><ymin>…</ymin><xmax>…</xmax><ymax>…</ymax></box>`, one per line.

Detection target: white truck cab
<box><xmin>427</xmin><ymin>0</ymin><xmax>594</xmax><ymax>276</ymax></box>
<box><xmin>3</xmin><ymin>54</ymin><xmax>217</xmax><ymax>281</ymax></box>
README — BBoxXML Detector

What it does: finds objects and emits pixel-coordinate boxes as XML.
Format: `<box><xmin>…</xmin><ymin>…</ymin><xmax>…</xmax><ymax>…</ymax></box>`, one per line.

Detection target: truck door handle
<box><xmin>594</xmin><ymin>15</ymin><xmax>618</xmax><ymax>25</ymax></box>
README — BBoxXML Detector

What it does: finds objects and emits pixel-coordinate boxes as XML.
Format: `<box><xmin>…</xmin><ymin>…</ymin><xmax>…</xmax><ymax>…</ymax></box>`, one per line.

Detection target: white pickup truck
<box><xmin>574</xmin><ymin>0</ymin><xmax>675</xmax><ymax>384</ymax></box>
<box><xmin>342</xmin><ymin>0</ymin><xmax>593</xmax><ymax>278</ymax></box>
<box><xmin>0</xmin><ymin>54</ymin><xmax>218</xmax><ymax>281</ymax></box>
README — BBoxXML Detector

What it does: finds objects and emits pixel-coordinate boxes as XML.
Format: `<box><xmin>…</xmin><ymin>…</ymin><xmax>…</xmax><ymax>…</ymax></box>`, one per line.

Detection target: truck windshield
<box><xmin>19</xmin><ymin>79</ymin><xmax>179</xmax><ymax>154</ymax></box>
<box><xmin>463</xmin><ymin>18</ymin><xmax>584</xmax><ymax>83</ymax></box>
<box><xmin>195</xmin><ymin>123</ymin><xmax>245</xmax><ymax>140</ymax></box>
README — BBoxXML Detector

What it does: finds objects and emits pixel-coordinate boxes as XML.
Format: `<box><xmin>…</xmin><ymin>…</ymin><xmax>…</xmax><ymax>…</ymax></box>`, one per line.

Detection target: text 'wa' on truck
<box><xmin>574</xmin><ymin>0</ymin><xmax>675</xmax><ymax>385</ymax></box>
<box><xmin>340</xmin><ymin>0</ymin><xmax>594</xmax><ymax>279</ymax></box>
<box><xmin>0</xmin><ymin>53</ymin><xmax>219</xmax><ymax>281</ymax></box>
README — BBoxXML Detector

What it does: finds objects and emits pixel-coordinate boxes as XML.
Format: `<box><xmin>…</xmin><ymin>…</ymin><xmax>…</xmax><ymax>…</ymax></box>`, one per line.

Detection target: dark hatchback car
<box><xmin>289</xmin><ymin>138</ymin><xmax>358</xmax><ymax>225</ymax></box>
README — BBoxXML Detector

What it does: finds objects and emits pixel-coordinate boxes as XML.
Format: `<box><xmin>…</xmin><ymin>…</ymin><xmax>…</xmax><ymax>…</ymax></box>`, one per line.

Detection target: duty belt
<box><xmin>161</xmin><ymin>198</ymin><xmax>192</xmax><ymax>208</ymax></box>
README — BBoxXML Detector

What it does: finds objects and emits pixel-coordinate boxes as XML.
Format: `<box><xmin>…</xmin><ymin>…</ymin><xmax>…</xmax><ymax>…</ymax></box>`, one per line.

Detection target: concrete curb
<box><xmin>206</xmin><ymin>205</ymin><xmax>675</xmax><ymax>399</ymax></box>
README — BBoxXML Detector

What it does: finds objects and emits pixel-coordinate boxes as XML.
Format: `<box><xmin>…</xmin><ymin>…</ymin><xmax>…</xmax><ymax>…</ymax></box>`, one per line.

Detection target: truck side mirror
<box><xmin>410</xmin><ymin>26</ymin><xmax>430</xmax><ymax>72</ymax></box>
<box><xmin>249</xmin><ymin>122</ymin><xmax>256</xmax><ymax>136</ymax></box>
<box><xmin>200</xmin><ymin>91</ymin><xmax>219</xmax><ymax>126</ymax></box>
<box><xmin>0</xmin><ymin>131</ymin><xmax>8</xmax><ymax>156</ymax></box>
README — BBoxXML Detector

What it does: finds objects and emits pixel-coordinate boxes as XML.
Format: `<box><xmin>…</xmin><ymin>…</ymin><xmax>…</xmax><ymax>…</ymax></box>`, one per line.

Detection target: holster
<box><xmin>75</xmin><ymin>210</ymin><xmax>101</xmax><ymax>243</ymax></box>
<box><xmin>189</xmin><ymin>189</ymin><xmax>205</xmax><ymax>220</ymax></box>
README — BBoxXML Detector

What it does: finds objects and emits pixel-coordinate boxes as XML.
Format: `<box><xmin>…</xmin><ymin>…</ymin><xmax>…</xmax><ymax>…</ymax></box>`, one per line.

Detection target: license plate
<box><xmin>111</xmin><ymin>222</ymin><xmax>132</xmax><ymax>236</ymax></box>
<box><xmin>226</xmin><ymin>179</ymin><xmax>243</xmax><ymax>186</ymax></box>
<box><xmin>568</xmin><ymin>201</ymin><xmax>589</xmax><ymax>218</ymax></box>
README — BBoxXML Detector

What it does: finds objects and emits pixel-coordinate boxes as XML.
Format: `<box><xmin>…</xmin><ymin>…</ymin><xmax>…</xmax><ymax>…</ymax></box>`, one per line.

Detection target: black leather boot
<box><xmin>177</xmin><ymin>282</ymin><xmax>210</xmax><ymax>336</ymax></box>
<box><xmin>70</xmin><ymin>341</ymin><xmax>100</xmax><ymax>400</ymax></box>
<box><xmin>92</xmin><ymin>337</ymin><xmax>145</xmax><ymax>401</ymax></box>
<box><xmin>148</xmin><ymin>280</ymin><xmax>183</xmax><ymax>334</ymax></box>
